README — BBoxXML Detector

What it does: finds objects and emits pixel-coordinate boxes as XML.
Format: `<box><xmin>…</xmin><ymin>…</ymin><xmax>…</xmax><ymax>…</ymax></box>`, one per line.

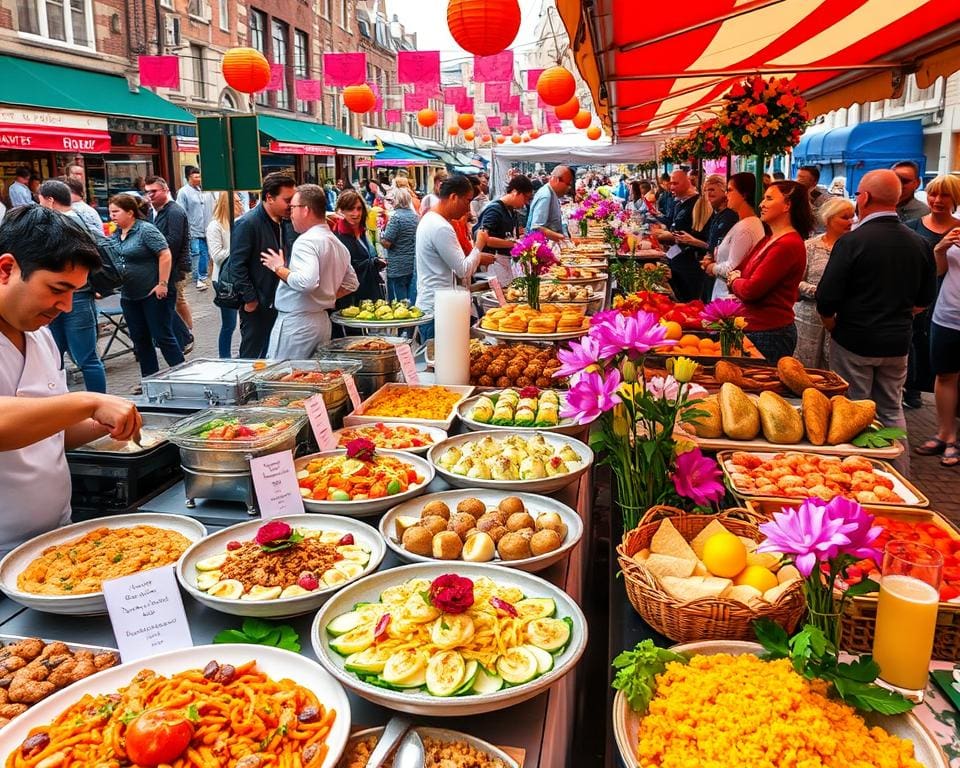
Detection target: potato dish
<box><xmin>17</xmin><ymin>526</ymin><xmax>192</xmax><ymax>595</ymax></box>
<box><xmin>435</xmin><ymin>434</ymin><xmax>585</xmax><ymax>481</ymax></box>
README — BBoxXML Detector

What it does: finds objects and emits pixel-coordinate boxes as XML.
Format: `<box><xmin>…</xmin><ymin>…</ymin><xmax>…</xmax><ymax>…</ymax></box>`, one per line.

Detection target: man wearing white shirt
<box><xmin>416</xmin><ymin>174</ymin><xmax>495</xmax><ymax>341</ymax></box>
<box><xmin>8</xmin><ymin>167</ymin><xmax>33</xmax><ymax>208</ymax></box>
<box><xmin>261</xmin><ymin>184</ymin><xmax>358</xmax><ymax>359</ymax></box>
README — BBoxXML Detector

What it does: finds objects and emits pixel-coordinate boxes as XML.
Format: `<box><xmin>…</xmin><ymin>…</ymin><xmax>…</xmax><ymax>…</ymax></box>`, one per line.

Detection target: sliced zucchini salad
<box><xmin>325</xmin><ymin>573</ymin><xmax>573</xmax><ymax>696</ymax></box>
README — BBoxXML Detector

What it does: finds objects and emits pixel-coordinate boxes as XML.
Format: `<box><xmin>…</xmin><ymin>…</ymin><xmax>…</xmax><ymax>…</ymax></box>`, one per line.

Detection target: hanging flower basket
<box><xmin>717</xmin><ymin>75</ymin><xmax>811</xmax><ymax>158</ymax></box>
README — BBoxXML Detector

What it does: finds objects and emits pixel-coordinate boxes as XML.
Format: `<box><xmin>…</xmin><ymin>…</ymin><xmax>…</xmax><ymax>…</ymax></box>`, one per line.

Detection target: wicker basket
<box><xmin>616</xmin><ymin>506</ymin><xmax>806</xmax><ymax>643</ymax></box>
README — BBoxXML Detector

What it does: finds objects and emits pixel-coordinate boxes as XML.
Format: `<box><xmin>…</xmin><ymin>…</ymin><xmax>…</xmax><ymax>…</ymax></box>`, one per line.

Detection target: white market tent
<box><xmin>490</xmin><ymin>132</ymin><xmax>658</xmax><ymax>193</ymax></box>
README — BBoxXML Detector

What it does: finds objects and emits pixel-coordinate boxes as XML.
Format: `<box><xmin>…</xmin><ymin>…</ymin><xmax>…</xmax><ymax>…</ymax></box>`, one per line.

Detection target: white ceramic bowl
<box><xmin>295</xmin><ymin>449</ymin><xmax>435</xmax><ymax>517</ymax></box>
<box><xmin>0</xmin><ymin>513</ymin><xmax>207</xmax><ymax>616</ymax></box>
<box><xmin>379</xmin><ymin>489</ymin><xmax>582</xmax><ymax>573</ymax></box>
<box><xmin>311</xmin><ymin>561</ymin><xmax>588</xmax><ymax>716</ymax></box>
<box><xmin>612</xmin><ymin>640</ymin><xmax>949</xmax><ymax>768</ymax></box>
<box><xmin>427</xmin><ymin>430</ymin><xmax>593</xmax><ymax>494</ymax></box>
<box><xmin>341</xmin><ymin>726</ymin><xmax>519</xmax><ymax>768</ymax></box>
<box><xmin>176</xmin><ymin>514</ymin><xmax>385</xmax><ymax>618</ymax></box>
<box><xmin>331</xmin><ymin>422</ymin><xmax>448</xmax><ymax>456</ymax></box>
<box><xmin>0</xmin><ymin>644</ymin><xmax>351</xmax><ymax>768</ymax></box>
<box><xmin>457</xmin><ymin>393</ymin><xmax>588</xmax><ymax>437</ymax></box>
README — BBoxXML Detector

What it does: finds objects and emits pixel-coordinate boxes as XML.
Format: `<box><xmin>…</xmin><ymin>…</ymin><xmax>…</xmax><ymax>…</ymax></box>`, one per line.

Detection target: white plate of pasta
<box><xmin>0</xmin><ymin>644</ymin><xmax>351</xmax><ymax>768</ymax></box>
<box><xmin>310</xmin><ymin>562</ymin><xmax>588</xmax><ymax>716</ymax></box>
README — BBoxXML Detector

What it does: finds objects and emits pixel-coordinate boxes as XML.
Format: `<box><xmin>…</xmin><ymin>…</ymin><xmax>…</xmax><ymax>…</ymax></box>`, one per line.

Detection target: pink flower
<box><xmin>671</xmin><ymin>448</ymin><xmax>725</xmax><ymax>507</ymax></box>
<box><xmin>825</xmin><ymin>497</ymin><xmax>883</xmax><ymax>565</ymax></box>
<box><xmin>560</xmin><ymin>369</ymin><xmax>621</xmax><ymax>424</ymax></box>
<box><xmin>591</xmin><ymin>310</ymin><xmax>675</xmax><ymax>360</ymax></box>
<box><xmin>346</xmin><ymin>438</ymin><xmax>377</xmax><ymax>461</ymax></box>
<box><xmin>757</xmin><ymin>499</ymin><xmax>856</xmax><ymax>577</ymax></box>
<box><xmin>554</xmin><ymin>335</ymin><xmax>602</xmax><ymax>379</ymax></box>
<box><xmin>429</xmin><ymin>574</ymin><xmax>475</xmax><ymax>614</ymax></box>
<box><xmin>699</xmin><ymin>298</ymin><xmax>745</xmax><ymax>324</ymax></box>
<box><xmin>256</xmin><ymin>520</ymin><xmax>292</xmax><ymax>546</ymax></box>
<box><xmin>646</xmin><ymin>376</ymin><xmax>708</xmax><ymax>402</ymax></box>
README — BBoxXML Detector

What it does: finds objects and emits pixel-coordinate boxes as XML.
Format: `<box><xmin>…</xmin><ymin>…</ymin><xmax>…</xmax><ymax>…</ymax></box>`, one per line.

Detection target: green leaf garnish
<box><xmin>185</xmin><ymin>703</ymin><xmax>200</xmax><ymax>723</ymax></box>
<box><xmin>611</xmin><ymin>640</ymin><xmax>687</xmax><ymax>713</ymax></box>
<box><xmin>852</xmin><ymin>426</ymin><xmax>907</xmax><ymax>449</ymax></box>
<box><xmin>214</xmin><ymin>619</ymin><xmax>301</xmax><ymax>651</ymax></box>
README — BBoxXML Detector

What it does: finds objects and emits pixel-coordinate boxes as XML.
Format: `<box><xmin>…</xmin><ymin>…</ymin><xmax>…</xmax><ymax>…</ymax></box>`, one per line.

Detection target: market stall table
<box><xmin>0</xmin><ymin>471</ymin><xmax>593</xmax><ymax>768</ymax></box>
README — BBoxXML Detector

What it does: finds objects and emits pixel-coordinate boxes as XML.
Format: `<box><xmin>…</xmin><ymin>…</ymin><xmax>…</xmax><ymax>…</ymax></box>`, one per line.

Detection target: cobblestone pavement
<box><xmin>71</xmin><ymin>288</ymin><xmax>960</xmax><ymax>523</ymax></box>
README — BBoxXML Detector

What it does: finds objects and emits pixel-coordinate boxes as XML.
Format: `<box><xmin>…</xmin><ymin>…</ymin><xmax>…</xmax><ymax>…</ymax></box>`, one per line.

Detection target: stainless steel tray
<box><xmin>142</xmin><ymin>358</ymin><xmax>265</xmax><ymax>407</ymax></box>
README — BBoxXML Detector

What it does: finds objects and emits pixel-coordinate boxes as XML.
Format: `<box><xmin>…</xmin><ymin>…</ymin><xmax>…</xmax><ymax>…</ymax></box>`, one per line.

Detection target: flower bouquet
<box><xmin>510</xmin><ymin>231</ymin><xmax>559</xmax><ymax>311</ymax></box>
<box><xmin>555</xmin><ymin>310</ymin><xmax>726</xmax><ymax>529</ymax></box>
<box><xmin>700</xmin><ymin>298</ymin><xmax>747</xmax><ymax>356</ymax></box>
<box><xmin>717</xmin><ymin>75</ymin><xmax>810</xmax><ymax>159</ymax></box>
<box><xmin>659</xmin><ymin>135</ymin><xmax>696</xmax><ymax>166</ymax></box>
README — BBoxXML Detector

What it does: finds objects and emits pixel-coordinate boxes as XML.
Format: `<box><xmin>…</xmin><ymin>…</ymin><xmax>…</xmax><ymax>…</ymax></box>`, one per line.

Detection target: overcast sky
<box><xmin>387</xmin><ymin>0</ymin><xmax>559</xmax><ymax>63</ymax></box>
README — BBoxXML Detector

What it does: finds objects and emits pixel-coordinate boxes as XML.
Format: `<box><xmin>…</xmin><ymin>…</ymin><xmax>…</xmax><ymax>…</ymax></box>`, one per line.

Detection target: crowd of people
<box><xmin>3</xmin><ymin>156</ymin><xmax>959</xmax><ymax>471</ymax></box>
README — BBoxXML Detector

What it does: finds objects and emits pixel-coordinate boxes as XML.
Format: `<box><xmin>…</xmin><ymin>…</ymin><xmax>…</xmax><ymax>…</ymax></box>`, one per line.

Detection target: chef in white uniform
<box><xmin>261</xmin><ymin>184</ymin><xmax>358</xmax><ymax>359</ymax></box>
<box><xmin>0</xmin><ymin>206</ymin><xmax>142</xmax><ymax>555</ymax></box>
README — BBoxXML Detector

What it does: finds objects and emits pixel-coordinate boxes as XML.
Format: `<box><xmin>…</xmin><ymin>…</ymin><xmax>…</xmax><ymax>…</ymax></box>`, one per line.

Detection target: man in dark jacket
<box><xmin>145</xmin><ymin>175</ymin><xmax>192</xmax><ymax>353</ymax></box>
<box><xmin>231</xmin><ymin>172</ymin><xmax>297</xmax><ymax>358</ymax></box>
<box><xmin>816</xmin><ymin>169</ymin><xmax>936</xmax><ymax>473</ymax></box>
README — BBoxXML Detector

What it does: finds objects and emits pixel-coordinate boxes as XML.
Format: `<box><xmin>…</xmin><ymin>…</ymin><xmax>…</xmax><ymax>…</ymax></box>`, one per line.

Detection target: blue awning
<box><xmin>795</xmin><ymin>119</ymin><xmax>924</xmax><ymax>166</ymax></box>
<box><xmin>371</xmin><ymin>143</ymin><xmax>437</xmax><ymax>167</ymax></box>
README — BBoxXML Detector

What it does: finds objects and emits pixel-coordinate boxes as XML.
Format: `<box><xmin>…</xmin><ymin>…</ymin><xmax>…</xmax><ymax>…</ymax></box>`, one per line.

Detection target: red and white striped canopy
<box><xmin>557</xmin><ymin>0</ymin><xmax>960</xmax><ymax>139</ymax></box>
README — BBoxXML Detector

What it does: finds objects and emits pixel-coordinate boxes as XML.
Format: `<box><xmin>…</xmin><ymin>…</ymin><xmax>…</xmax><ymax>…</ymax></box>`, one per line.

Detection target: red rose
<box><xmin>751</xmin><ymin>103</ymin><xmax>769</xmax><ymax>116</ymax></box>
<box><xmin>346</xmin><ymin>437</ymin><xmax>377</xmax><ymax>461</ymax></box>
<box><xmin>256</xmin><ymin>520</ymin><xmax>292</xmax><ymax>546</ymax></box>
<box><xmin>729</xmin><ymin>82</ymin><xmax>746</xmax><ymax>98</ymax></box>
<box><xmin>429</xmin><ymin>574</ymin><xmax>475</xmax><ymax>614</ymax></box>
<box><xmin>778</xmin><ymin>94</ymin><xmax>796</xmax><ymax>109</ymax></box>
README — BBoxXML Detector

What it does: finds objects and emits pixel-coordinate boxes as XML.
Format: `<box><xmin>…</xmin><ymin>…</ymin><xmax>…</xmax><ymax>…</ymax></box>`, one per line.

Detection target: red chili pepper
<box><xmin>489</xmin><ymin>597</ymin><xmax>518</xmax><ymax>617</ymax></box>
<box><xmin>338</xmin><ymin>533</ymin><xmax>355</xmax><ymax>546</ymax></box>
<box><xmin>374</xmin><ymin>613</ymin><xmax>391</xmax><ymax>643</ymax></box>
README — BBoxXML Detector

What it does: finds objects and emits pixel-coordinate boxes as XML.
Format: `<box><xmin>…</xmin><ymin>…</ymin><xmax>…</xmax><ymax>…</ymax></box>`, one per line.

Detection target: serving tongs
<box><xmin>366</xmin><ymin>716</ymin><xmax>415</xmax><ymax>768</ymax></box>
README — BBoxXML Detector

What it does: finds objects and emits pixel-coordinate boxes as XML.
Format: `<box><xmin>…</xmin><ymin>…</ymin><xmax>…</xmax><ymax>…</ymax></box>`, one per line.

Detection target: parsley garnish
<box><xmin>119</xmin><ymin>710</ymin><xmax>141</xmax><ymax>725</ymax></box>
<box><xmin>185</xmin><ymin>704</ymin><xmax>200</xmax><ymax>723</ymax></box>
<box><xmin>611</xmin><ymin>640</ymin><xmax>686</xmax><ymax>713</ymax></box>
<box><xmin>112</xmin><ymin>552</ymin><xmax>123</xmax><ymax>563</ymax></box>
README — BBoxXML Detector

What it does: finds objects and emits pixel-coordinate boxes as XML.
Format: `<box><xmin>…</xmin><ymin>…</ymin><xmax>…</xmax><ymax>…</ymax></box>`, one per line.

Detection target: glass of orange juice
<box><xmin>872</xmin><ymin>540</ymin><xmax>943</xmax><ymax>702</ymax></box>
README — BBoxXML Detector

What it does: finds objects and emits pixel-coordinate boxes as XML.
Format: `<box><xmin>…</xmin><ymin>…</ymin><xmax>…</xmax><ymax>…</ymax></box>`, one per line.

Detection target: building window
<box><xmin>187</xmin><ymin>0</ymin><xmax>209</xmax><ymax>21</ymax></box>
<box><xmin>16</xmin><ymin>0</ymin><xmax>94</xmax><ymax>49</ymax></box>
<box><xmin>321</xmin><ymin>0</ymin><xmax>331</xmax><ymax>18</ymax></box>
<box><xmin>340</xmin><ymin>0</ymin><xmax>349</xmax><ymax>29</ymax></box>
<box><xmin>191</xmin><ymin>43</ymin><xmax>207</xmax><ymax>101</ymax></box>
<box><xmin>217</xmin><ymin>0</ymin><xmax>228</xmax><ymax>31</ymax></box>
<box><xmin>249</xmin><ymin>9</ymin><xmax>268</xmax><ymax>107</ymax></box>
<box><xmin>294</xmin><ymin>29</ymin><xmax>310</xmax><ymax>114</ymax></box>
<box><xmin>272</xmin><ymin>19</ymin><xmax>289</xmax><ymax>110</ymax></box>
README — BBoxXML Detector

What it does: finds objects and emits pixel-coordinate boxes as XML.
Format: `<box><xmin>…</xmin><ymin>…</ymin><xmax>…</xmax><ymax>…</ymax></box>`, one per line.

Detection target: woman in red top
<box><xmin>728</xmin><ymin>180</ymin><xmax>813</xmax><ymax>361</ymax></box>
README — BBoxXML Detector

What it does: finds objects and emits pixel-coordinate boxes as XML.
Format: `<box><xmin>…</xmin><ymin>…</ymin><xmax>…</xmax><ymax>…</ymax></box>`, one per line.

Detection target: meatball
<box><xmin>401</xmin><ymin>526</ymin><xmax>433</xmax><ymax>556</ymax></box>
<box><xmin>506</xmin><ymin>512</ymin><xmax>536</xmax><ymax>532</ymax></box>
<box><xmin>432</xmin><ymin>531</ymin><xmax>463</xmax><ymax>560</ymax></box>
<box><xmin>476</xmin><ymin>512</ymin><xmax>505</xmax><ymax>533</ymax></box>
<box><xmin>448</xmin><ymin>513</ymin><xmax>477</xmax><ymax>541</ymax></box>
<box><xmin>420</xmin><ymin>515</ymin><xmax>448</xmax><ymax>536</ymax></box>
<box><xmin>530</xmin><ymin>529</ymin><xmax>563</xmax><ymax>556</ymax></box>
<box><xmin>420</xmin><ymin>500</ymin><xmax>451</xmax><ymax>520</ymax></box>
<box><xmin>498</xmin><ymin>496</ymin><xmax>526</xmax><ymax>516</ymax></box>
<box><xmin>497</xmin><ymin>532</ymin><xmax>533</xmax><ymax>561</ymax></box>
<box><xmin>486</xmin><ymin>525</ymin><xmax>509</xmax><ymax>544</ymax></box>
<box><xmin>456</xmin><ymin>498</ymin><xmax>487</xmax><ymax>519</ymax></box>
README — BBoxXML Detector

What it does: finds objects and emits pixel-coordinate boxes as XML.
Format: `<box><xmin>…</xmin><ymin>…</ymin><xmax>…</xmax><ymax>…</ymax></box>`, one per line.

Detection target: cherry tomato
<box><xmin>125</xmin><ymin>709</ymin><xmax>194</xmax><ymax>767</ymax></box>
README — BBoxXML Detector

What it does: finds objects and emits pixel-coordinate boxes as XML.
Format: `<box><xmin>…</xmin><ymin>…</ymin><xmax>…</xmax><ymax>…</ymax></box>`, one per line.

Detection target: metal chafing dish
<box><xmin>252</xmin><ymin>358</ymin><xmax>361</xmax><ymax>429</ymax></box>
<box><xmin>315</xmin><ymin>337</ymin><xmax>411</xmax><ymax>398</ymax></box>
<box><xmin>66</xmin><ymin>411</ymin><xmax>183</xmax><ymax>518</ymax></box>
<box><xmin>141</xmin><ymin>358</ymin><xmax>267</xmax><ymax>409</ymax></box>
<box><xmin>166</xmin><ymin>407</ymin><xmax>308</xmax><ymax>514</ymax></box>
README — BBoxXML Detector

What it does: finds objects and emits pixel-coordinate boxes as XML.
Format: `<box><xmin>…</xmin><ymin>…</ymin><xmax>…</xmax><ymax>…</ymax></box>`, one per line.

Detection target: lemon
<box><xmin>733</xmin><ymin>565</ymin><xmax>779</xmax><ymax>593</ymax></box>
<box><xmin>702</xmin><ymin>532</ymin><xmax>747</xmax><ymax>578</ymax></box>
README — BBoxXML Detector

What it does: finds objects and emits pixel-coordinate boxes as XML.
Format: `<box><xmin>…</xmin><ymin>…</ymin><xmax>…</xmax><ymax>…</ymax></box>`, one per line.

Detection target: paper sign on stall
<box><xmin>305</xmin><ymin>394</ymin><xmax>336</xmax><ymax>450</ymax></box>
<box><xmin>488</xmin><ymin>277</ymin><xmax>506</xmax><ymax>306</ymax></box>
<box><xmin>343</xmin><ymin>373</ymin><xmax>362</xmax><ymax>410</ymax></box>
<box><xmin>102</xmin><ymin>565</ymin><xmax>192</xmax><ymax>662</ymax></box>
<box><xmin>249</xmin><ymin>450</ymin><xmax>306</xmax><ymax>519</ymax></box>
<box><xmin>396</xmin><ymin>343</ymin><xmax>420</xmax><ymax>384</ymax></box>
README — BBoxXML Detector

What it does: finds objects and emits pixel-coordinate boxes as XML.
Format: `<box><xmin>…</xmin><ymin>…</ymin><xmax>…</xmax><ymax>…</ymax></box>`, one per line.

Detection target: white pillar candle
<box><xmin>433</xmin><ymin>288</ymin><xmax>471</xmax><ymax>385</ymax></box>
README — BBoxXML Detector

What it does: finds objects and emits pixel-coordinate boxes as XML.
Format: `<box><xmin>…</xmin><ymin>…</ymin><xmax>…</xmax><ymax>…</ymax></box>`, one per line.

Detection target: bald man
<box><xmin>816</xmin><ymin>169</ymin><xmax>936</xmax><ymax>472</ymax></box>
<box><xmin>527</xmin><ymin>166</ymin><xmax>574</xmax><ymax>242</ymax></box>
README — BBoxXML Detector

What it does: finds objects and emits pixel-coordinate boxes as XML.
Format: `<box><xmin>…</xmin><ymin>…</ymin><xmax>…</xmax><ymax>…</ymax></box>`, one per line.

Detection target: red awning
<box><xmin>0</xmin><ymin>123</ymin><xmax>111</xmax><ymax>153</ymax></box>
<box><xmin>557</xmin><ymin>0</ymin><xmax>960</xmax><ymax>139</ymax></box>
<box><xmin>267</xmin><ymin>140</ymin><xmax>336</xmax><ymax>156</ymax></box>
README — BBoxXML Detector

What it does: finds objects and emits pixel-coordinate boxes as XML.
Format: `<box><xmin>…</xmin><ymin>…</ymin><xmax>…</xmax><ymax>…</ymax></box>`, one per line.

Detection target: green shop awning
<box><xmin>0</xmin><ymin>55</ymin><xmax>195</xmax><ymax>124</ymax></box>
<box><xmin>259</xmin><ymin>114</ymin><xmax>373</xmax><ymax>156</ymax></box>
<box><xmin>372</xmin><ymin>143</ymin><xmax>436</xmax><ymax>167</ymax></box>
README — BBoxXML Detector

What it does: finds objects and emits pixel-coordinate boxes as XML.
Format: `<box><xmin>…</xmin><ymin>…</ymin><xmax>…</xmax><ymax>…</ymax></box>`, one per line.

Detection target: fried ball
<box><xmin>456</xmin><ymin>498</ymin><xmax>487</xmax><ymax>519</ymax></box>
<box><xmin>498</xmin><ymin>496</ymin><xmax>526</xmax><ymax>516</ymax></box>
<box><xmin>506</xmin><ymin>365</ymin><xmax>523</xmax><ymax>380</ymax></box>
<box><xmin>402</xmin><ymin>526</ymin><xmax>433</xmax><ymax>556</ymax></box>
<box><xmin>496</xmin><ymin>376</ymin><xmax>513</xmax><ymax>388</ymax></box>
<box><xmin>476</xmin><ymin>512</ymin><xmax>506</xmax><ymax>533</ymax></box>
<box><xmin>530</xmin><ymin>529</ymin><xmax>563</xmax><ymax>556</ymax></box>
<box><xmin>515</xmin><ymin>377</ymin><xmax>533</xmax><ymax>388</ymax></box>
<box><xmin>477</xmin><ymin>375</ymin><xmax>495</xmax><ymax>387</ymax></box>
<box><xmin>462</xmin><ymin>531</ymin><xmax>496</xmax><ymax>562</ymax></box>
<box><xmin>514</xmin><ymin>527</ymin><xmax>535</xmax><ymax>541</ymax></box>
<box><xmin>420</xmin><ymin>515</ymin><xmax>448</xmax><ymax>536</ymax></box>
<box><xmin>506</xmin><ymin>512</ymin><xmax>536</xmax><ymax>532</ymax></box>
<box><xmin>448</xmin><ymin>513</ymin><xmax>477</xmax><ymax>540</ymax></box>
<box><xmin>497</xmin><ymin>531</ymin><xmax>533</xmax><ymax>561</ymax></box>
<box><xmin>536</xmin><ymin>512</ymin><xmax>565</xmax><ymax>533</ymax></box>
<box><xmin>486</xmin><ymin>525</ymin><xmax>509</xmax><ymax>544</ymax></box>
<box><xmin>535</xmin><ymin>377</ymin><xmax>553</xmax><ymax>388</ymax></box>
<box><xmin>432</xmin><ymin>531</ymin><xmax>463</xmax><ymax>560</ymax></box>
<box><xmin>420</xmin><ymin>500</ymin><xmax>451</xmax><ymax>520</ymax></box>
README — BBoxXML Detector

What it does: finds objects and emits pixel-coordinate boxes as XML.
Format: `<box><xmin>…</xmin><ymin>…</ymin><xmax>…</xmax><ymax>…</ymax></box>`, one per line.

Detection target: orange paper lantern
<box><xmin>447</xmin><ymin>0</ymin><xmax>521</xmax><ymax>56</ymax></box>
<box><xmin>572</xmin><ymin>110</ymin><xmax>592</xmax><ymax>129</ymax></box>
<box><xmin>554</xmin><ymin>96</ymin><xmax>580</xmax><ymax>121</ymax></box>
<box><xmin>496</xmin><ymin>135</ymin><xmax>506</xmax><ymax>144</ymax></box>
<box><xmin>586</xmin><ymin>125</ymin><xmax>602</xmax><ymax>140</ymax></box>
<box><xmin>529</xmin><ymin>129</ymin><xmax>541</xmax><ymax>139</ymax></box>
<box><xmin>447</xmin><ymin>125</ymin><xmax>460</xmax><ymax>136</ymax></box>
<box><xmin>536</xmin><ymin>66</ymin><xmax>576</xmax><ymax>107</ymax></box>
<box><xmin>511</xmin><ymin>134</ymin><xmax>522</xmax><ymax>143</ymax></box>
<box><xmin>417</xmin><ymin>108</ymin><xmax>438</xmax><ymax>127</ymax></box>
<box><xmin>464</xmin><ymin>130</ymin><xmax>476</xmax><ymax>141</ymax></box>
<box><xmin>457</xmin><ymin>113</ymin><xmax>475</xmax><ymax>130</ymax></box>
<box><xmin>343</xmin><ymin>84</ymin><xmax>376</xmax><ymax>113</ymax></box>
<box><xmin>481</xmin><ymin>134</ymin><xmax>492</xmax><ymax>143</ymax></box>
<box><xmin>222</xmin><ymin>47</ymin><xmax>271</xmax><ymax>94</ymax></box>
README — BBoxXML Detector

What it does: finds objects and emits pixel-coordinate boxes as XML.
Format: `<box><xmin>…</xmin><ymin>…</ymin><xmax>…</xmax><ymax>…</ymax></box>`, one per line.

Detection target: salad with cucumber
<box><xmin>324</xmin><ymin>573</ymin><xmax>573</xmax><ymax>697</ymax></box>
<box><xmin>191</xmin><ymin>417</ymin><xmax>294</xmax><ymax>442</ymax></box>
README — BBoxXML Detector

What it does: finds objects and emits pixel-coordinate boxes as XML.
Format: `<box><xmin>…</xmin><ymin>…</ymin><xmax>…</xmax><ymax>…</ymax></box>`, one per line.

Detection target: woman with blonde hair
<box><xmin>794</xmin><ymin>196</ymin><xmax>855</xmax><ymax>368</ymax></box>
<box><xmin>207</xmin><ymin>191</ymin><xmax>243</xmax><ymax>358</ymax></box>
<box><xmin>392</xmin><ymin>175</ymin><xmax>420</xmax><ymax>214</ymax></box>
